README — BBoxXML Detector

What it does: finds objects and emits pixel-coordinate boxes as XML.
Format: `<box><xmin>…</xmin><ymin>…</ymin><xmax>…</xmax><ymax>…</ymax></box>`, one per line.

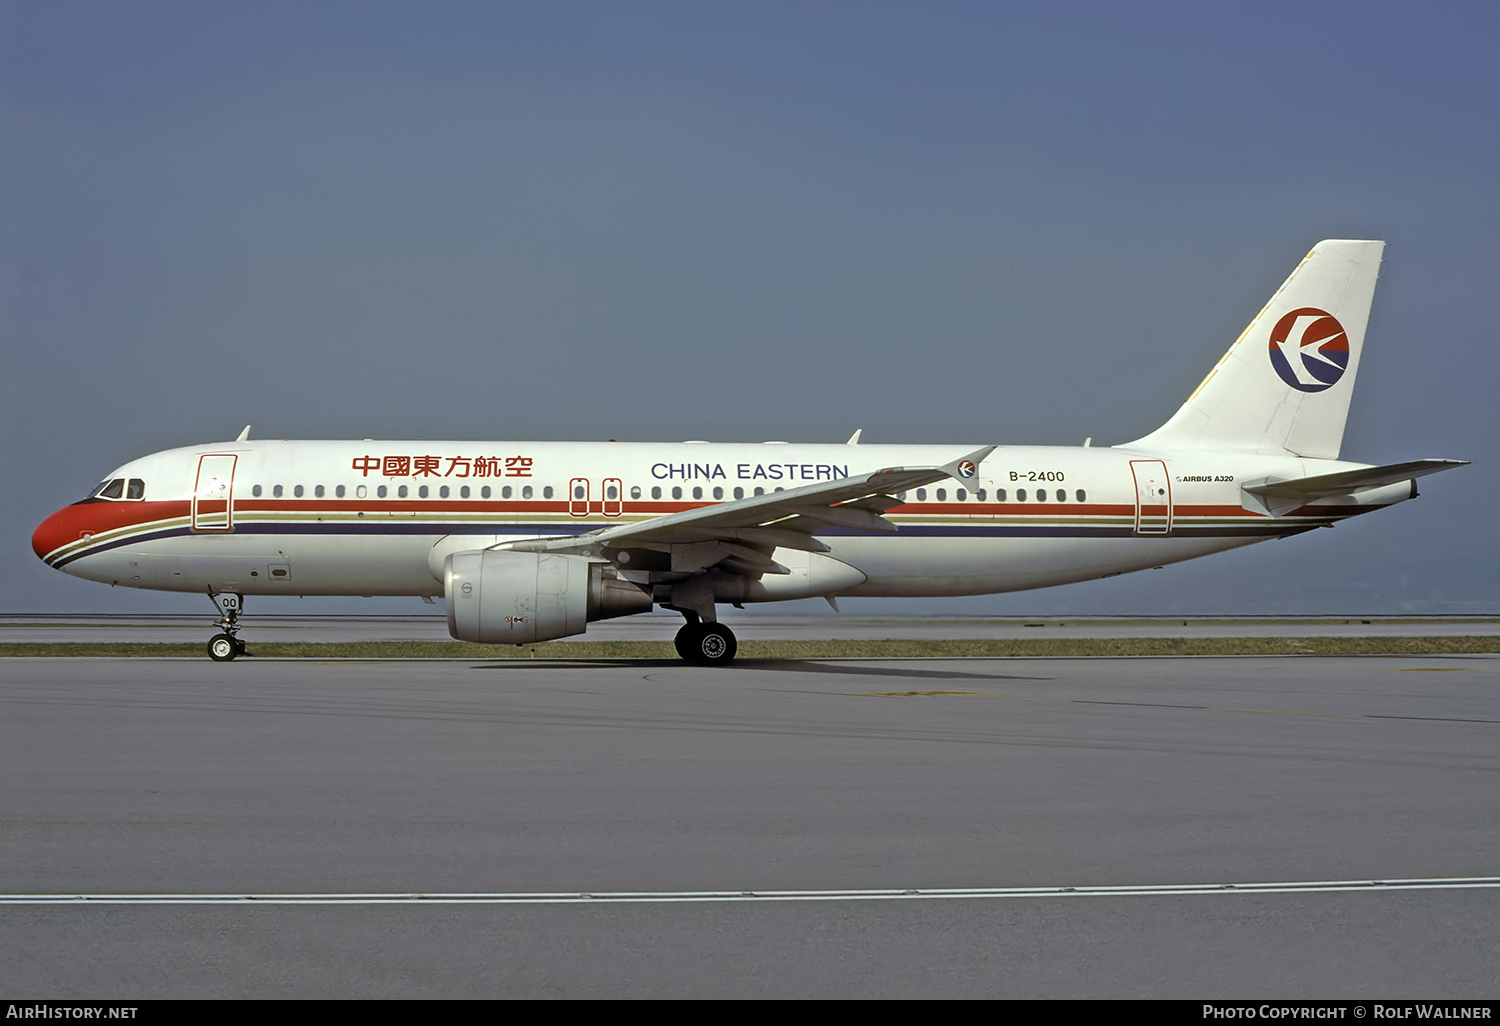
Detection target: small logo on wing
<box><xmin>1267</xmin><ymin>307</ymin><xmax>1349</xmax><ymax>393</ymax></box>
<box><xmin>956</xmin><ymin>460</ymin><xmax>977</xmax><ymax>479</ymax></box>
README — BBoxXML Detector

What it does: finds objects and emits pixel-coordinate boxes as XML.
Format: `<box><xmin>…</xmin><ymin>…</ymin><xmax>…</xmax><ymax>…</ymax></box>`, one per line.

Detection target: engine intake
<box><xmin>444</xmin><ymin>550</ymin><xmax>651</xmax><ymax>644</ymax></box>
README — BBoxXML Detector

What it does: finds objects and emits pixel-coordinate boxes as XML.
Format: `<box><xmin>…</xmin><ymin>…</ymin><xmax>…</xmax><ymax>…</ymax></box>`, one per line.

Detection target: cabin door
<box><xmin>1131</xmin><ymin>460</ymin><xmax>1172</xmax><ymax>535</ymax></box>
<box><xmin>192</xmin><ymin>454</ymin><xmax>237</xmax><ymax>532</ymax></box>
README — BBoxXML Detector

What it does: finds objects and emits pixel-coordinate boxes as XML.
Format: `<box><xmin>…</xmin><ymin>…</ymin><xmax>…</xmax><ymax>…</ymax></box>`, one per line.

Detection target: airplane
<box><xmin>31</xmin><ymin>239</ymin><xmax>1466</xmax><ymax>664</ymax></box>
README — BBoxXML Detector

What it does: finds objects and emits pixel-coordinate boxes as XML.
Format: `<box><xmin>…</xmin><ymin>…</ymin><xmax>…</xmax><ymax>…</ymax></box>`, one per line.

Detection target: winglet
<box><xmin>235</xmin><ymin>425</ymin><xmax>251</xmax><ymax>442</ymax></box>
<box><xmin>942</xmin><ymin>445</ymin><xmax>995</xmax><ymax>485</ymax></box>
<box><xmin>846</xmin><ymin>429</ymin><xmax>862</xmax><ymax>445</ymax></box>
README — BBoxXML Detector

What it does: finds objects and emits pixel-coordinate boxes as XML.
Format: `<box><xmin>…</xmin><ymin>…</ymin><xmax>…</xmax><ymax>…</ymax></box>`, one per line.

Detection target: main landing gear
<box><xmin>673</xmin><ymin>619</ymin><xmax>738</xmax><ymax>666</ymax></box>
<box><xmin>206</xmin><ymin>592</ymin><xmax>247</xmax><ymax>662</ymax></box>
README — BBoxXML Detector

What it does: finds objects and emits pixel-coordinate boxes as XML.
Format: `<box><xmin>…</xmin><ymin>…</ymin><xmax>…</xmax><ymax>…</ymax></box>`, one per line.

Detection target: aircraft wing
<box><xmin>500</xmin><ymin>445</ymin><xmax>995</xmax><ymax>576</ymax></box>
<box><xmin>1243</xmin><ymin>458</ymin><xmax>1468</xmax><ymax>517</ymax></box>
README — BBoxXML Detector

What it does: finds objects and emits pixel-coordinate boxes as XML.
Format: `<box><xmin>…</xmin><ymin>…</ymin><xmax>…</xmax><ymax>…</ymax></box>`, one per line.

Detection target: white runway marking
<box><xmin>5</xmin><ymin>876</ymin><xmax>1498</xmax><ymax>905</ymax></box>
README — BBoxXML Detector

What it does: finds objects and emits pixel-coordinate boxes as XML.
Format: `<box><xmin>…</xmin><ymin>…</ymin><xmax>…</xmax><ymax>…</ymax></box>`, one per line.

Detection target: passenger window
<box><xmin>997</xmin><ymin>489</ymin><xmax>1006</xmax><ymax>502</ymax></box>
<box><xmin>976</xmin><ymin>489</ymin><xmax>986</xmax><ymax>501</ymax></box>
<box><xmin>252</xmin><ymin>484</ymin><xmax>263</xmax><ymax>497</ymax></box>
<box><xmin>671</xmin><ymin>486</ymin><xmax>682</xmax><ymax>500</ymax></box>
<box><xmin>315</xmin><ymin>485</ymin><xmax>325</xmax><ymax>498</ymax></box>
<box><xmin>692</xmin><ymin>486</ymin><xmax>703</xmax><ymax>500</ymax></box>
<box><xmin>459</xmin><ymin>486</ymin><xmax>468</xmax><ymax>498</ymax></box>
<box><xmin>419</xmin><ymin>485</ymin><xmax>429</xmax><ymax>498</ymax></box>
<box><xmin>397</xmin><ymin>485</ymin><xmax>408</xmax><ymax>498</ymax></box>
<box><xmin>1037</xmin><ymin>489</ymin><xmax>1047</xmax><ymax>502</ymax></box>
<box><xmin>483</xmin><ymin>486</ymin><xmax>493</xmax><ymax>499</ymax></box>
<box><xmin>1056</xmin><ymin>489</ymin><xmax>1066</xmax><ymax>502</ymax></box>
<box><xmin>1076</xmin><ymin>489</ymin><xmax>1086</xmax><ymax>502</ymax></box>
<box><xmin>916</xmin><ymin>489</ymin><xmax>927</xmax><ymax>501</ymax></box>
<box><xmin>336</xmin><ymin>485</ymin><xmax>346</xmax><ymax>498</ymax></box>
<box><xmin>101</xmin><ymin>479</ymin><xmax>125</xmax><ymax>499</ymax></box>
<box><xmin>936</xmin><ymin>488</ymin><xmax>947</xmax><ymax>501</ymax></box>
<box><xmin>733</xmin><ymin>487</ymin><xmax>743</xmax><ymax>499</ymax></box>
<box><xmin>956</xmin><ymin>489</ymin><xmax>966</xmax><ymax>501</ymax></box>
<box><xmin>651</xmin><ymin>486</ymin><xmax>662</xmax><ymax>499</ymax></box>
<box><xmin>356</xmin><ymin>485</ymin><xmax>367</xmax><ymax>498</ymax></box>
<box><xmin>712</xmin><ymin>487</ymin><xmax>723</xmax><ymax>500</ymax></box>
<box><xmin>754</xmin><ymin>487</ymin><xmax>764</xmax><ymax>496</ymax></box>
<box><xmin>1017</xmin><ymin>489</ymin><xmax>1027</xmax><ymax>502</ymax></box>
<box><xmin>608</xmin><ymin>483</ymin><xmax>620</xmax><ymax>500</ymax></box>
<box><xmin>439</xmin><ymin>485</ymin><xmax>449</xmax><ymax>498</ymax></box>
<box><xmin>500</xmin><ymin>486</ymin><xmax>510</xmax><ymax>498</ymax></box>
<box><xmin>543</xmin><ymin>486</ymin><xmax>554</xmax><ymax>499</ymax></box>
<box><xmin>522</xmin><ymin>486</ymin><xmax>533</xmax><ymax>499</ymax></box>
<box><xmin>127</xmin><ymin>479</ymin><xmax>145</xmax><ymax>499</ymax></box>
<box><xmin>294</xmin><ymin>485</ymin><xmax>304</xmax><ymax>498</ymax></box>
<box><xmin>377</xmin><ymin>485</ymin><xmax>388</xmax><ymax>498</ymax></box>
<box><xmin>273</xmin><ymin>485</ymin><xmax>284</xmax><ymax>498</ymax></box>
<box><xmin>574</xmin><ymin>484</ymin><xmax>586</xmax><ymax>499</ymax></box>
<box><xmin>896</xmin><ymin>491</ymin><xmax>906</xmax><ymax>501</ymax></box>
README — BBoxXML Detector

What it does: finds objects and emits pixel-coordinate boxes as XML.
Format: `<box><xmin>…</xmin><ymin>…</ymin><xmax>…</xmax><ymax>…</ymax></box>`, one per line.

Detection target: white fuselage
<box><xmin>34</xmin><ymin>438</ymin><xmax>1404</xmax><ymax>606</ymax></box>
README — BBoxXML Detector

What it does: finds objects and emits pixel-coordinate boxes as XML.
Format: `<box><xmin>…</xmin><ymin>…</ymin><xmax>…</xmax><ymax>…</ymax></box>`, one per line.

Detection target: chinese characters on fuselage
<box><xmin>351</xmin><ymin>455</ymin><xmax>534</xmax><ymax>478</ymax></box>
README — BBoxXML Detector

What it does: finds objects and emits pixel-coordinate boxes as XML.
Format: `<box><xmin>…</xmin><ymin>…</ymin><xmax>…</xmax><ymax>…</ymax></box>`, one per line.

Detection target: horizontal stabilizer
<box><xmin>1243</xmin><ymin>459</ymin><xmax>1467</xmax><ymax>516</ymax></box>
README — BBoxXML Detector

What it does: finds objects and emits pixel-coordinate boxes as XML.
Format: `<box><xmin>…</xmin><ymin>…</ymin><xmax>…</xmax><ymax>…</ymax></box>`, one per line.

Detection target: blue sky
<box><xmin>3</xmin><ymin>1</ymin><xmax>1496</xmax><ymax>615</ymax></box>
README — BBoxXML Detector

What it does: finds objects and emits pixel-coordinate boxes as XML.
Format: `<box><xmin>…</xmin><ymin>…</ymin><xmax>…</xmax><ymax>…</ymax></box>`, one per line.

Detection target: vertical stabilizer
<box><xmin>1123</xmin><ymin>239</ymin><xmax>1384</xmax><ymax>458</ymax></box>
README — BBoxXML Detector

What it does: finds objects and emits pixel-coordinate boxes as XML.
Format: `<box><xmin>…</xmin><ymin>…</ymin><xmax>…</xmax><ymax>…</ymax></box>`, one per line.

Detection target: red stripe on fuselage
<box><xmin>36</xmin><ymin>494</ymin><xmax>1341</xmax><ymax>563</ymax></box>
<box><xmin>31</xmin><ymin>500</ymin><xmax>189</xmax><ymax>559</ymax></box>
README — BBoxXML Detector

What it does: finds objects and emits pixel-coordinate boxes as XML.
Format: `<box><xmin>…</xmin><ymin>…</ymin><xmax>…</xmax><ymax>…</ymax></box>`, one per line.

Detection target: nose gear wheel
<box><xmin>205</xmin><ymin>592</ymin><xmax>247</xmax><ymax>661</ymax></box>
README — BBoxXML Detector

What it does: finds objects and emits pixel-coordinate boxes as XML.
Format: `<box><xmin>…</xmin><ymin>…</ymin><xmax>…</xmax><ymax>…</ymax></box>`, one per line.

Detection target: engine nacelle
<box><xmin>444</xmin><ymin>550</ymin><xmax>651</xmax><ymax>644</ymax></box>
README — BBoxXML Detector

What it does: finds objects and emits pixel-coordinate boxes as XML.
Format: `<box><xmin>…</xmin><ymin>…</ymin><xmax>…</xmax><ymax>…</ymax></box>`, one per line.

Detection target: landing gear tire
<box><xmin>673</xmin><ymin>623</ymin><xmax>698</xmax><ymax>662</ymax></box>
<box><xmin>207</xmin><ymin>633</ymin><xmax>239</xmax><ymax>662</ymax></box>
<box><xmin>675</xmin><ymin>622</ymin><xmax>737</xmax><ymax>666</ymax></box>
<box><xmin>206</xmin><ymin>593</ymin><xmax>246</xmax><ymax>662</ymax></box>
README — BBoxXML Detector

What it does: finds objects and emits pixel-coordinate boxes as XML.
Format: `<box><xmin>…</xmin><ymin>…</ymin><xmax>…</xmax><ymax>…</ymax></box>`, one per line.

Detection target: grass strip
<box><xmin>2</xmin><ymin>637</ymin><xmax>1498</xmax><ymax>659</ymax></box>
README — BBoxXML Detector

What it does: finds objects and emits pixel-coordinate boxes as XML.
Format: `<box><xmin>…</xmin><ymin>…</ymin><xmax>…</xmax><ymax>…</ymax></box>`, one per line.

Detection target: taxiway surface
<box><xmin>3</xmin><ymin>612</ymin><xmax>1499</xmax><ymax>644</ymax></box>
<box><xmin>1</xmin><ymin>654</ymin><xmax>1496</xmax><ymax>998</ymax></box>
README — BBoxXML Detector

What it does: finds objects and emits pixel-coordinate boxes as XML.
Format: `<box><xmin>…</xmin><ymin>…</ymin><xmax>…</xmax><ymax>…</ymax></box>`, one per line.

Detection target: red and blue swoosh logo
<box><xmin>1267</xmin><ymin>307</ymin><xmax>1349</xmax><ymax>393</ymax></box>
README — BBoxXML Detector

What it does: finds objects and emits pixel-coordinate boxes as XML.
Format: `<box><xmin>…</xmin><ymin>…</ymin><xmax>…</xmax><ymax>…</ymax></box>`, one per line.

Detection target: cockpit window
<box><xmin>83</xmin><ymin>477</ymin><xmax>145</xmax><ymax>502</ymax></box>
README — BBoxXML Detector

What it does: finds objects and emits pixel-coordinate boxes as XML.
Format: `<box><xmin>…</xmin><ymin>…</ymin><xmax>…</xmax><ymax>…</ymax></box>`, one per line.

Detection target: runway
<box><xmin>5</xmin><ymin>611</ymin><xmax>1499</xmax><ymax>645</ymax></box>
<box><xmin>1</xmin><ymin>654</ymin><xmax>1496</xmax><ymax>998</ymax></box>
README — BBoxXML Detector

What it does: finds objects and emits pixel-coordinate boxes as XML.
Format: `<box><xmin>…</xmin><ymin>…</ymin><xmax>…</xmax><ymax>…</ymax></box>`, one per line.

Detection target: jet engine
<box><xmin>444</xmin><ymin>550</ymin><xmax>652</xmax><ymax>644</ymax></box>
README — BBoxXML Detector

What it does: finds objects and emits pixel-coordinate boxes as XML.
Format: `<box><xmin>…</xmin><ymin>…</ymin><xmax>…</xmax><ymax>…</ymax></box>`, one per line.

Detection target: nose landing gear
<box><xmin>206</xmin><ymin>592</ymin><xmax>247</xmax><ymax>661</ymax></box>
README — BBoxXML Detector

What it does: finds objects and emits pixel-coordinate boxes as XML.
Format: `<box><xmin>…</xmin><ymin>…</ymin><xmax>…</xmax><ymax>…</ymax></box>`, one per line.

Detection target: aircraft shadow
<box><xmin>727</xmin><ymin>659</ymin><xmax>1051</xmax><ymax>682</ymax></box>
<box><xmin>468</xmin><ymin>658</ymin><xmax>1049</xmax><ymax>682</ymax></box>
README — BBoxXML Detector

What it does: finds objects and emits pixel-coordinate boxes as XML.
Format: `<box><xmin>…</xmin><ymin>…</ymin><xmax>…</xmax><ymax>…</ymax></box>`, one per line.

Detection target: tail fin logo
<box><xmin>1267</xmin><ymin>307</ymin><xmax>1350</xmax><ymax>392</ymax></box>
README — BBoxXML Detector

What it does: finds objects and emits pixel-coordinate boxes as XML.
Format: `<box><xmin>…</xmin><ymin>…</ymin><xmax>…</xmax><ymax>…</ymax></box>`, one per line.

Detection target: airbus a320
<box><xmin>32</xmin><ymin>240</ymin><xmax>1465</xmax><ymax>663</ymax></box>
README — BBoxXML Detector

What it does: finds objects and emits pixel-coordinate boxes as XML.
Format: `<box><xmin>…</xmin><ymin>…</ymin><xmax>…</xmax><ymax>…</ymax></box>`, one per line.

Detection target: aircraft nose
<box><xmin>32</xmin><ymin>505</ymin><xmax>87</xmax><ymax>564</ymax></box>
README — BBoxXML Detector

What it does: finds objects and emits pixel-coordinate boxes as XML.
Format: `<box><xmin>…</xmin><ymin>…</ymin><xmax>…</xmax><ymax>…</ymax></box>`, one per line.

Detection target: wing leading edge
<box><xmin>495</xmin><ymin>445</ymin><xmax>996</xmax><ymax>578</ymax></box>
